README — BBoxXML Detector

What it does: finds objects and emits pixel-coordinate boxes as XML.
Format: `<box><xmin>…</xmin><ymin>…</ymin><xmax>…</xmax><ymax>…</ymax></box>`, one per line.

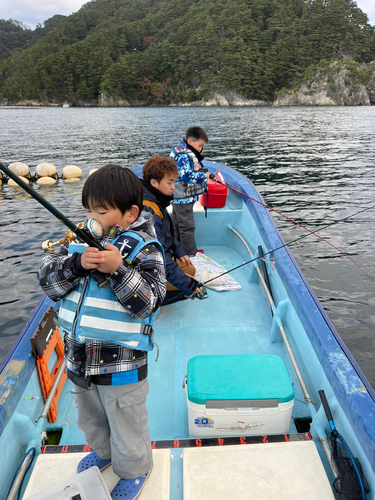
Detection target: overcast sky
<box><xmin>0</xmin><ymin>0</ymin><xmax>374</xmax><ymax>29</ymax></box>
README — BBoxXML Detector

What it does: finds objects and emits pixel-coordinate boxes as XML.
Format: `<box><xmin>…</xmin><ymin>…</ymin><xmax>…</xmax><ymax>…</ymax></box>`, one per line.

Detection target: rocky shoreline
<box><xmin>0</xmin><ymin>91</ymin><xmax>272</xmax><ymax>108</ymax></box>
<box><xmin>1</xmin><ymin>60</ymin><xmax>375</xmax><ymax>108</ymax></box>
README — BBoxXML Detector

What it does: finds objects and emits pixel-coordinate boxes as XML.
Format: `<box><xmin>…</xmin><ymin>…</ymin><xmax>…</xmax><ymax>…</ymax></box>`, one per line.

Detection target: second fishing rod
<box><xmin>207</xmin><ymin>172</ymin><xmax>373</xmax><ymax>279</ymax></box>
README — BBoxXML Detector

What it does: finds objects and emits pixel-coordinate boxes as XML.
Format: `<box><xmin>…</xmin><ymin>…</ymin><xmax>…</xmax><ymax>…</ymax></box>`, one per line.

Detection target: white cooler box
<box><xmin>185</xmin><ymin>354</ymin><xmax>294</xmax><ymax>438</ymax></box>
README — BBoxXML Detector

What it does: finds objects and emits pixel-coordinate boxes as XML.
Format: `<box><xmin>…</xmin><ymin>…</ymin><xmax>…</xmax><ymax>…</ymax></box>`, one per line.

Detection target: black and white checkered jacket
<box><xmin>37</xmin><ymin>212</ymin><xmax>166</xmax><ymax>388</ymax></box>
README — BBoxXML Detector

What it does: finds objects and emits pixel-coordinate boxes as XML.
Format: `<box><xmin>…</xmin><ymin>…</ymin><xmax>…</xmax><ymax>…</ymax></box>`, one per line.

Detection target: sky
<box><xmin>0</xmin><ymin>0</ymin><xmax>374</xmax><ymax>29</ymax></box>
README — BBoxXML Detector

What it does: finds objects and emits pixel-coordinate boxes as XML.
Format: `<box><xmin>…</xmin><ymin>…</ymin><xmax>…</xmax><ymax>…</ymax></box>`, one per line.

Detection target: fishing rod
<box><xmin>0</xmin><ymin>162</ymin><xmax>104</xmax><ymax>250</ymax></box>
<box><xmin>201</xmin><ymin>203</ymin><xmax>375</xmax><ymax>286</ymax></box>
<box><xmin>209</xmin><ymin>173</ymin><xmax>370</xmax><ymax>277</ymax></box>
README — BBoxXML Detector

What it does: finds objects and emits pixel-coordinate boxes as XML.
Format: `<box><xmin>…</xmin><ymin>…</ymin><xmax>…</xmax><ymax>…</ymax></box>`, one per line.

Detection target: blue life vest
<box><xmin>57</xmin><ymin>230</ymin><xmax>165</xmax><ymax>351</ymax></box>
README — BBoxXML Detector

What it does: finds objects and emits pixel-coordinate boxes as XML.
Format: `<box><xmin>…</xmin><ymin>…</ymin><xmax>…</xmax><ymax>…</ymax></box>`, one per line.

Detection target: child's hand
<box><xmin>96</xmin><ymin>244</ymin><xmax>123</xmax><ymax>274</ymax></box>
<box><xmin>81</xmin><ymin>245</ymin><xmax>122</xmax><ymax>274</ymax></box>
<box><xmin>81</xmin><ymin>247</ymin><xmax>105</xmax><ymax>270</ymax></box>
<box><xmin>180</xmin><ymin>255</ymin><xmax>192</xmax><ymax>266</ymax></box>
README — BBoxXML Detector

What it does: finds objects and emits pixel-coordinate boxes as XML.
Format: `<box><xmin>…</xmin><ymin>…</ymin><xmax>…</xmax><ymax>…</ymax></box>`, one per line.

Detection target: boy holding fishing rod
<box><xmin>37</xmin><ymin>164</ymin><xmax>166</xmax><ymax>499</ymax></box>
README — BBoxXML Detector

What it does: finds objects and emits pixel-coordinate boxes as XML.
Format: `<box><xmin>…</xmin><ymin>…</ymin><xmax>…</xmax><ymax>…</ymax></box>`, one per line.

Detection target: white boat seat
<box><xmin>183</xmin><ymin>441</ymin><xmax>335</xmax><ymax>500</ymax></box>
<box><xmin>22</xmin><ymin>449</ymin><xmax>171</xmax><ymax>500</ymax></box>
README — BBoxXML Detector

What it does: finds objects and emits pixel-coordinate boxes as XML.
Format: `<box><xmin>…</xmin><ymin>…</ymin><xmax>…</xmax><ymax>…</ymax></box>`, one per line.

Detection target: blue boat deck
<box><xmin>148</xmin><ymin>243</ymin><xmax>305</xmax><ymax>440</ymax></box>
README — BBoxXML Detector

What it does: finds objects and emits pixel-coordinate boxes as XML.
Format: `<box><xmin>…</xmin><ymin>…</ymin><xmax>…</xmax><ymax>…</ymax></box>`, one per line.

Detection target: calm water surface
<box><xmin>0</xmin><ymin>106</ymin><xmax>374</xmax><ymax>388</ymax></box>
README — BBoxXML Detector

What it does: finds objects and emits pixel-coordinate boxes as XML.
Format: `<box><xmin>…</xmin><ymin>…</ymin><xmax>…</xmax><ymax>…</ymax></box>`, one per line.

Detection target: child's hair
<box><xmin>185</xmin><ymin>126</ymin><xmax>208</xmax><ymax>143</ymax></box>
<box><xmin>82</xmin><ymin>164</ymin><xmax>143</xmax><ymax>215</ymax></box>
<box><xmin>143</xmin><ymin>155</ymin><xmax>179</xmax><ymax>183</ymax></box>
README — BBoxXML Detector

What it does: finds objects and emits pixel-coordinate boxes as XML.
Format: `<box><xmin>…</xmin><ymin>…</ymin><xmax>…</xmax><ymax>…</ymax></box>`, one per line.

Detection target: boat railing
<box><xmin>228</xmin><ymin>224</ymin><xmax>340</xmax><ymax>481</ymax></box>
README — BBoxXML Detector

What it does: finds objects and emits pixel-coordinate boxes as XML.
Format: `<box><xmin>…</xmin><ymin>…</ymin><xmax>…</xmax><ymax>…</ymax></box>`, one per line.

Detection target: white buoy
<box><xmin>62</xmin><ymin>165</ymin><xmax>82</xmax><ymax>179</ymax></box>
<box><xmin>36</xmin><ymin>163</ymin><xmax>57</xmax><ymax>178</ymax></box>
<box><xmin>89</xmin><ymin>168</ymin><xmax>99</xmax><ymax>176</ymax></box>
<box><xmin>64</xmin><ymin>177</ymin><xmax>81</xmax><ymax>183</ymax></box>
<box><xmin>8</xmin><ymin>175</ymin><xmax>30</xmax><ymax>186</ymax></box>
<box><xmin>37</xmin><ymin>176</ymin><xmax>57</xmax><ymax>185</ymax></box>
<box><xmin>8</xmin><ymin>162</ymin><xmax>29</xmax><ymax>178</ymax></box>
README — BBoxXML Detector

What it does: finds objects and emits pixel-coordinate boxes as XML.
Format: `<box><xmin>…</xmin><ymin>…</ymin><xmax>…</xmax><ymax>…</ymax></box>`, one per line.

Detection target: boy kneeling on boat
<box><xmin>142</xmin><ymin>155</ymin><xmax>202</xmax><ymax>305</ymax></box>
<box><xmin>37</xmin><ymin>165</ymin><xmax>166</xmax><ymax>499</ymax></box>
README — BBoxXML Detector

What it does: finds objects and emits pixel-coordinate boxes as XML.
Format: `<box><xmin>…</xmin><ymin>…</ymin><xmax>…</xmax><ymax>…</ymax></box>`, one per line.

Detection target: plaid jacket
<box><xmin>37</xmin><ymin>212</ymin><xmax>166</xmax><ymax>388</ymax></box>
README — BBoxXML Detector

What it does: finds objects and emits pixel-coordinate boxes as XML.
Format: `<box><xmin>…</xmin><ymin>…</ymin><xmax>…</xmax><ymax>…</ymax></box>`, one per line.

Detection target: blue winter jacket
<box><xmin>170</xmin><ymin>140</ymin><xmax>207</xmax><ymax>204</ymax></box>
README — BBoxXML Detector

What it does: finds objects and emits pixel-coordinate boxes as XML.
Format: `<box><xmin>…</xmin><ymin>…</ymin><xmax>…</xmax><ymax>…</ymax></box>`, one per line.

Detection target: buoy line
<box><xmin>0</xmin><ymin>162</ymin><xmax>86</xmax><ymax>186</ymax></box>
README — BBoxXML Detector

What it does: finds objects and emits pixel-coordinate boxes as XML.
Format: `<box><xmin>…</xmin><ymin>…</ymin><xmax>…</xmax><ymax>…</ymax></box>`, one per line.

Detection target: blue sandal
<box><xmin>77</xmin><ymin>451</ymin><xmax>111</xmax><ymax>473</ymax></box>
<box><xmin>111</xmin><ymin>470</ymin><xmax>152</xmax><ymax>499</ymax></box>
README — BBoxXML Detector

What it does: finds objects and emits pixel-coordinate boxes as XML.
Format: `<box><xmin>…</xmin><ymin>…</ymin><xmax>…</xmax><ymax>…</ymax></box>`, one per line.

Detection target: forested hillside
<box><xmin>0</xmin><ymin>16</ymin><xmax>66</xmax><ymax>61</ymax></box>
<box><xmin>0</xmin><ymin>0</ymin><xmax>374</xmax><ymax>105</ymax></box>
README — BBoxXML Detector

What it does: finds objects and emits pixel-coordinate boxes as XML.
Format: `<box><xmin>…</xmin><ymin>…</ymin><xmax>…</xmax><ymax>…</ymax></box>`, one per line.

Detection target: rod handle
<box><xmin>318</xmin><ymin>390</ymin><xmax>334</xmax><ymax>422</ymax></box>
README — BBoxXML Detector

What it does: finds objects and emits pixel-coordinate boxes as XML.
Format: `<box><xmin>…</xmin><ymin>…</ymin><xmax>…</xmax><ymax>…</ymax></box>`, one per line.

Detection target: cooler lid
<box><xmin>187</xmin><ymin>354</ymin><xmax>294</xmax><ymax>405</ymax></box>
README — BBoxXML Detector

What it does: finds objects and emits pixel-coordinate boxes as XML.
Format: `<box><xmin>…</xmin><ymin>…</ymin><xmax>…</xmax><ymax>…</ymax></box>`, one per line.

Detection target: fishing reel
<box><xmin>191</xmin><ymin>285</ymin><xmax>209</xmax><ymax>300</ymax></box>
<box><xmin>42</xmin><ymin>219</ymin><xmax>102</xmax><ymax>252</ymax></box>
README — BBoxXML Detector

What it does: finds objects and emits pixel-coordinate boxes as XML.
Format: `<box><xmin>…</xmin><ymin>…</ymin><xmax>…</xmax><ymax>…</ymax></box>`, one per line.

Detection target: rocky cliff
<box><xmin>274</xmin><ymin>59</ymin><xmax>375</xmax><ymax>107</ymax></box>
<box><xmin>175</xmin><ymin>92</ymin><xmax>271</xmax><ymax>107</ymax></box>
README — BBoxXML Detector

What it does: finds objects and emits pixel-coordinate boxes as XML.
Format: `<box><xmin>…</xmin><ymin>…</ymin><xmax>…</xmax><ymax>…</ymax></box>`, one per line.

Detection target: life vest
<box><xmin>170</xmin><ymin>148</ymin><xmax>207</xmax><ymax>200</ymax></box>
<box><xmin>57</xmin><ymin>230</ymin><xmax>165</xmax><ymax>350</ymax></box>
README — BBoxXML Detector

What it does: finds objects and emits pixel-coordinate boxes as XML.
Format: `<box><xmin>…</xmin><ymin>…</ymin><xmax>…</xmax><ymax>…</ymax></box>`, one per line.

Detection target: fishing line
<box><xmin>201</xmin><ymin>204</ymin><xmax>375</xmax><ymax>285</ymax></box>
<box><xmin>211</xmin><ymin>176</ymin><xmax>372</xmax><ymax>277</ymax></box>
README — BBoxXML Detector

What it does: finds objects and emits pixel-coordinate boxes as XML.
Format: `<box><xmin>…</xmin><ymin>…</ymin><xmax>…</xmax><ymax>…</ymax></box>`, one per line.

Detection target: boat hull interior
<box><xmin>0</xmin><ymin>162</ymin><xmax>374</xmax><ymax>499</ymax></box>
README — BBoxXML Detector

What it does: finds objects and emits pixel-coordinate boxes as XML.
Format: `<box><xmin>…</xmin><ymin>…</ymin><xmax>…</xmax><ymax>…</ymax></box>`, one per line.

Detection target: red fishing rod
<box><xmin>209</xmin><ymin>173</ymin><xmax>371</xmax><ymax>277</ymax></box>
<box><xmin>201</xmin><ymin>203</ymin><xmax>375</xmax><ymax>286</ymax></box>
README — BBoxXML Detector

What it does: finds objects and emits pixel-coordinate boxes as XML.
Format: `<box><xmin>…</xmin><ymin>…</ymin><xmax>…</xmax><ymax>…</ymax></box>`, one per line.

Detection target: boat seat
<box><xmin>22</xmin><ymin>449</ymin><xmax>171</xmax><ymax>500</ymax></box>
<box><xmin>183</xmin><ymin>441</ymin><xmax>335</xmax><ymax>500</ymax></box>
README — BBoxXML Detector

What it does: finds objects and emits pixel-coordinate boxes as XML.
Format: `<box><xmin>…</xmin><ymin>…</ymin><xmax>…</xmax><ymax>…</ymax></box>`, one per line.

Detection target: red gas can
<box><xmin>199</xmin><ymin>171</ymin><xmax>228</xmax><ymax>208</ymax></box>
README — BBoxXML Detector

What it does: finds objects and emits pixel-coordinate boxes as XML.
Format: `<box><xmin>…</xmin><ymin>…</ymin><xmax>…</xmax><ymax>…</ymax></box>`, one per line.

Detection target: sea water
<box><xmin>0</xmin><ymin>106</ymin><xmax>374</xmax><ymax>388</ymax></box>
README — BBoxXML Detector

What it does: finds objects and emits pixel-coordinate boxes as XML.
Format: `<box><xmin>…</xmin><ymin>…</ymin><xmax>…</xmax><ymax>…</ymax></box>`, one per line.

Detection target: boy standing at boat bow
<box><xmin>170</xmin><ymin>126</ymin><xmax>209</xmax><ymax>256</ymax></box>
<box><xmin>37</xmin><ymin>165</ymin><xmax>166</xmax><ymax>499</ymax></box>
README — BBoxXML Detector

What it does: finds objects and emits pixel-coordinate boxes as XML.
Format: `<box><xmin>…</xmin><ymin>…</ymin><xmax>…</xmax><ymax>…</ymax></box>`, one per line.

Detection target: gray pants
<box><xmin>74</xmin><ymin>379</ymin><xmax>153</xmax><ymax>479</ymax></box>
<box><xmin>171</xmin><ymin>202</ymin><xmax>197</xmax><ymax>255</ymax></box>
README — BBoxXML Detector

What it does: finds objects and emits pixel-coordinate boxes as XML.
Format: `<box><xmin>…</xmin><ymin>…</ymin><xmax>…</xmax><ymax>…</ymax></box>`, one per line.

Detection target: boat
<box><xmin>62</xmin><ymin>103</ymin><xmax>69</xmax><ymax>108</ymax></box>
<box><xmin>0</xmin><ymin>161</ymin><xmax>374</xmax><ymax>500</ymax></box>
